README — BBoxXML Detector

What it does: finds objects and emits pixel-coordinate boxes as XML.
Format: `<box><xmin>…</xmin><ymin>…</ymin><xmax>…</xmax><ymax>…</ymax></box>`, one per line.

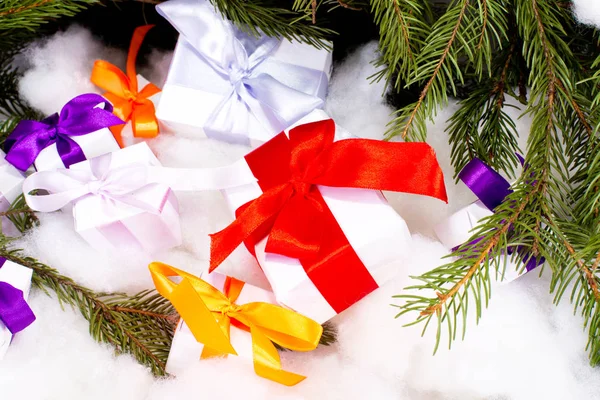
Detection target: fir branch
<box><xmin>0</xmin><ymin>244</ymin><xmax>177</xmax><ymax>375</ymax></box>
<box><xmin>210</xmin><ymin>0</ymin><xmax>335</xmax><ymax>50</ymax></box>
<box><xmin>384</xmin><ymin>0</ymin><xmax>510</xmax><ymax>141</ymax></box>
<box><xmin>394</xmin><ymin>0</ymin><xmax>600</xmax><ymax>364</ymax></box>
<box><xmin>369</xmin><ymin>0</ymin><xmax>429</xmax><ymax>89</ymax></box>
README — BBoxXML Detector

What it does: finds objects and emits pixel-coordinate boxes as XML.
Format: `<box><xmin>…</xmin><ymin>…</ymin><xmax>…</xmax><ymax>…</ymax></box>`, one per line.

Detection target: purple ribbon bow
<box><xmin>0</xmin><ymin>258</ymin><xmax>35</xmax><ymax>334</ymax></box>
<box><xmin>458</xmin><ymin>156</ymin><xmax>544</xmax><ymax>272</ymax></box>
<box><xmin>4</xmin><ymin>93</ymin><xmax>124</xmax><ymax>171</ymax></box>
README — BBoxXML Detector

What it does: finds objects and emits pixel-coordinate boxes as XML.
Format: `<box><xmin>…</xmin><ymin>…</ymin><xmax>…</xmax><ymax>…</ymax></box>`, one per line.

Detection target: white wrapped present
<box><xmin>434</xmin><ymin>157</ymin><xmax>542</xmax><ymax>283</ymax></box>
<box><xmin>0</xmin><ymin>258</ymin><xmax>35</xmax><ymax>360</ymax></box>
<box><xmin>22</xmin><ymin>143</ymin><xmax>182</xmax><ymax>254</ymax></box>
<box><xmin>150</xmin><ymin>262</ymin><xmax>323</xmax><ymax>386</ymax></box>
<box><xmin>155</xmin><ymin>0</ymin><xmax>332</xmax><ymax>145</ymax></box>
<box><xmin>210</xmin><ymin>110</ymin><xmax>448</xmax><ymax>323</ymax></box>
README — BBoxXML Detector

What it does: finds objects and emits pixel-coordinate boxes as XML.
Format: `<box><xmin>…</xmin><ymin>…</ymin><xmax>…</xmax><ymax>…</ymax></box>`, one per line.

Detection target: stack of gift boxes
<box><xmin>4</xmin><ymin>0</ymin><xmax>540</xmax><ymax>385</ymax></box>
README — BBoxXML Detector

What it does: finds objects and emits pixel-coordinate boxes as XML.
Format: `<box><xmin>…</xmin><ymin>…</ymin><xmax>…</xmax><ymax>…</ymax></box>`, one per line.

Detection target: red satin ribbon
<box><xmin>210</xmin><ymin>119</ymin><xmax>447</xmax><ymax>313</ymax></box>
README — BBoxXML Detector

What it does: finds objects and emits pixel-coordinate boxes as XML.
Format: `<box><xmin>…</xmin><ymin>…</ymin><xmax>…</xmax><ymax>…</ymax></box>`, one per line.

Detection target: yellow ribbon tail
<box><xmin>251</xmin><ymin>327</ymin><xmax>306</xmax><ymax>386</ymax></box>
<box><xmin>234</xmin><ymin>303</ymin><xmax>323</xmax><ymax>352</ymax></box>
<box><xmin>149</xmin><ymin>262</ymin><xmax>237</xmax><ymax>355</ymax></box>
<box><xmin>131</xmin><ymin>99</ymin><xmax>159</xmax><ymax>138</ymax></box>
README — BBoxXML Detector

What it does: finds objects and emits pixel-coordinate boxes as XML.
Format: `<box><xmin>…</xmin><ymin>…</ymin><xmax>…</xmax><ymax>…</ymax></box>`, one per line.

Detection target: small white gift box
<box><xmin>165</xmin><ymin>271</ymin><xmax>276</xmax><ymax>375</ymax></box>
<box><xmin>218</xmin><ymin>110</ymin><xmax>436</xmax><ymax>324</ymax></box>
<box><xmin>4</xmin><ymin>94</ymin><xmax>121</xmax><ymax>174</ymax></box>
<box><xmin>155</xmin><ymin>0</ymin><xmax>332</xmax><ymax>145</ymax></box>
<box><xmin>0</xmin><ymin>259</ymin><xmax>34</xmax><ymax>360</ymax></box>
<box><xmin>23</xmin><ymin>143</ymin><xmax>182</xmax><ymax>254</ymax></box>
<box><xmin>434</xmin><ymin>200</ymin><xmax>529</xmax><ymax>283</ymax></box>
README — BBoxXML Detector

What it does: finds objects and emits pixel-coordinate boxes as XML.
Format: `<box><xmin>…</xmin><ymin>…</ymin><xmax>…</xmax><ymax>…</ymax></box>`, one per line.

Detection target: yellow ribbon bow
<box><xmin>149</xmin><ymin>262</ymin><xmax>323</xmax><ymax>386</ymax></box>
<box><xmin>91</xmin><ymin>25</ymin><xmax>161</xmax><ymax>148</ymax></box>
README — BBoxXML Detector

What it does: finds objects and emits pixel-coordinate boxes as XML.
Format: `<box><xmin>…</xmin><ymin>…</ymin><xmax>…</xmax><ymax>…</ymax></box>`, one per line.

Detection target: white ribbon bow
<box><xmin>23</xmin><ymin>153</ymin><xmax>258</xmax><ymax>213</ymax></box>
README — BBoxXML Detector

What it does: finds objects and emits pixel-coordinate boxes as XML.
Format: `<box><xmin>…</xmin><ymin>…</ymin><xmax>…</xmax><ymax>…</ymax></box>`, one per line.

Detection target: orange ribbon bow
<box><xmin>91</xmin><ymin>25</ymin><xmax>161</xmax><ymax>147</ymax></box>
<box><xmin>149</xmin><ymin>262</ymin><xmax>323</xmax><ymax>386</ymax></box>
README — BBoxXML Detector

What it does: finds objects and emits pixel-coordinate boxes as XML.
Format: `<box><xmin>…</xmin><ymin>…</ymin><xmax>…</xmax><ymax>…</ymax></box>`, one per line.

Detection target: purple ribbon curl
<box><xmin>458</xmin><ymin>156</ymin><xmax>543</xmax><ymax>272</ymax></box>
<box><xmin>4</xmin><ymin>93</ymin><xmax>124</xmax><ymax>171</ymax></box>
<box><xmin>0</xmin><ymin>257</ymin><xmax>35</xmax><ymax>334</ymax></box>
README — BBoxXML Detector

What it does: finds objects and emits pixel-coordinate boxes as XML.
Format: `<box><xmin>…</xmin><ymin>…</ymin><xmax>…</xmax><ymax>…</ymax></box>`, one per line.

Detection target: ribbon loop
<box><xmin>149</xmin><ymin>262</ymin><xmax>323</xmax><ymax>386</ymax></box>
<box><xmin>91</xmin><ymin>25</ymin><xmax>160</xmax><ymax>146</ymax></box>
<box><xmin>4</xmin><ymin>94</ymin><xmax>124</xmax><ymax>171</ymax></box>
<box><xmin>22</xmin><ymin>153</ymin><xmax>161</xmax><ymax>215</ymax></box>
<box><xmin>0</xmin><ymin>258</ymin><xmax>36</xmax><ymax>335</ymax></box>
<box><xmin>156</xmin><ymin>0</ymin><xmax>326</xmax><ymax>143</ymax></box>
<box><xmin>209</xmin><ymin>119</ymin><xmax>448</xmax><ymax>272</ymax></box>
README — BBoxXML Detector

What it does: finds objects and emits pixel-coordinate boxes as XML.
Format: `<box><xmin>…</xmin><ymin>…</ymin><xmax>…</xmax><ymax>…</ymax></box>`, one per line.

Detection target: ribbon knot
<box><xmin>227</xmin><ymin>65</ymin><xmax>250</xmax><ymax>88</ymax></box>
<box><xmin>4</xmin><ymin>94</ymin><xmax>124</xmax><ymax>171</ymax></box>
<box><xmin>219</xmin><ymin>303</ymin><xmax>242</xmax><ymax>316</ymax></box>
<box><xmin>86</xmin><ymin>179</ymin><xmax>105</xmax><ymax>196</ymax></box>
<box><xmin>91</xmin><ymin>25</ymin><xmax>161</xmax><ymax>147</ymax></box>
<box><xmin>290</xmin><ymin>180</ymin><xmax>312</xmax><ymax>196</ymax></box>
<box><xmin>209</xmin><ymin>118</ymin><xmax>448</xmax><ymax>273</ymax></box>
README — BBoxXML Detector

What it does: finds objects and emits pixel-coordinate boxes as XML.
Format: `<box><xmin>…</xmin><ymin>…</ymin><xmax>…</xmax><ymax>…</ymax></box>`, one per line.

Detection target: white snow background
<box><xmin>2</xmin><ymin>26</ymin><xmax>600</xmax><ymax>399</ymax></box>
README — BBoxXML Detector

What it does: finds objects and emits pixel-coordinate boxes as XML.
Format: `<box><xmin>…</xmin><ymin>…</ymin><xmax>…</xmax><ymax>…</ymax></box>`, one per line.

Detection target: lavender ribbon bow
<box><xmin>4</xmin><ymin>93</ymin><xmax>124</xmax><ymax>171</ymax></box>
<box><xmin>458</xmin><ymin>157</ymin><xmax>543</xmax><ymax>272</ymax></box>
<box><xmin>0</xmin><ymin>258</ymin><xmax>35</xmax><ymax>334</ymax></box>
<box><xmin>156</xmin><ymin>0</ymin><xmax>326</xmax><ymax>144</ymax></box>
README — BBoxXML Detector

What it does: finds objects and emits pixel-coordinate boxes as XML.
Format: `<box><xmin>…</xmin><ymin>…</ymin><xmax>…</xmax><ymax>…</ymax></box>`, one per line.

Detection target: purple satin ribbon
<box><xmin>0</xmin><ymin>257</ymin><xmax>36</xmax><ymax>334</ymax></box>
<box><xmin>4</xmin><ymin>93</ymin><xmax>124</xmax><ymax>171</ymax></box>
<box><xmin>458</xmin><ymin>156</ymin><xmax>543</xmax><ymax>272</ymax></box>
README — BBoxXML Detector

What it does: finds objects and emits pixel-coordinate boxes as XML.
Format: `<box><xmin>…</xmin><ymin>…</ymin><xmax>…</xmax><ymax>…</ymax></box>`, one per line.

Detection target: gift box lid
<box><xmin>69</xmin><ymin>143</ymin><xmax>172</xmax><ymax>231</ymax></box>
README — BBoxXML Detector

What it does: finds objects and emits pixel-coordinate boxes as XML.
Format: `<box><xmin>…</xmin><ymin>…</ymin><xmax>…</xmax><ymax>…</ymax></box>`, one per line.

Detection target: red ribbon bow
<box><xmin>210</xmin><ymin>119</ymin><xmax>447</xmax><ymax>312</ymax></box>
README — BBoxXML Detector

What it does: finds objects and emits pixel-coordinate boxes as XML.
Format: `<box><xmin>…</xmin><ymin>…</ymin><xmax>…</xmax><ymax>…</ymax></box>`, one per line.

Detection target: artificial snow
<box><xmin>2</xmin><ymin>27</ymin><xmax>599</xmax><ymax>399</ymax></box>
<box><xmin>573</xmin><ymin>0</ymin><xmax>600</xmax><ymax>28</ymax></box>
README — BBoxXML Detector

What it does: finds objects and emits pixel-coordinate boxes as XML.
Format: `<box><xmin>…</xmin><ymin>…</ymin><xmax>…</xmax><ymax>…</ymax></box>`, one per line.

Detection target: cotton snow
<box><xmin>2</xmin><ymin>27</ymin><xmax>599</xmax><ymax>400</ymax></box>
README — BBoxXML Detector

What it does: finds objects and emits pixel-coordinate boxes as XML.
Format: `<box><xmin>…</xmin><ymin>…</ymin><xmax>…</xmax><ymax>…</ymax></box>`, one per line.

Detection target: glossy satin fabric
<box><xmin>149</xmin><ymin>262</ymin><xmax>323</xmax><ymax>386</ymax></box>
<box><xmin>91</xmin><ymin>25</ymin><xmax>161</xmax><ymax>147</ymax></box>
<box><xmin>0</xmin><ymin>258</ymin><xmax>35</xmax><ymax>334</ymax></box>
<box><xmin>458</xmin><ymin>157</ymin><xmax>543</xmax><ymax>272</ymax></box>
<box><xmin>156</xmin><ymin>0</ymin><xmax>326</xmax><ymax>144</ymax></box>
<box><xmin>22</xmin><ymin>155</ymin><xmax>164</xmax><ymax>214</ymax></box>
<box><xmin>4</xmin><ymin>94</ymin><xmax>123</xmax><ymax>170</ymax></box>
<box><xmin>210</xmin><ymin>119</ymin><xmax>447</xmax><ymax>313</ymax></box>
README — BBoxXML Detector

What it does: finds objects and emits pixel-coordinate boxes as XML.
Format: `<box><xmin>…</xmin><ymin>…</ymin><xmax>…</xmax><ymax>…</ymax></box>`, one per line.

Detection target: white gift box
<box><xmin>34</xmin><ymin>124</ymin><xmax>119</xmax><ymax>172</ymax></box>
<box><xmin>156</xmin><ymin>0</ymin><xmax>332</xmax><ymax>145</ymax></box>
<box><xmin>220</xmin><ymin>110</ymin><xmax>412</xmax><ymax>324</ymax></box>
<box><xmin>0</xmin><ymin>259</ymin><xmax>34</xmax><ymax>360</ymax></box>
<box><xmin>116</xmin><ymin>75</ymin><xmax>163</xmax><ymax>148</ymax></box>
<box><xmin>0</xmin><ymin>150</ymin><xmax>25</xmax><ymax>235</ymax></box>
<box><xmin>434</xmin><ymin>200</ymin><xmax>525</xmax><ymax>283</ymax></box>
<box><xmin>67</xmin><ymin>142</ymin><xmax>181</xmax><ymax>253</ymax></box>
<box><xmin>165</xmin><ymin>271</ymin><xmax>276</xmax><ymax>375</ymax></box>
